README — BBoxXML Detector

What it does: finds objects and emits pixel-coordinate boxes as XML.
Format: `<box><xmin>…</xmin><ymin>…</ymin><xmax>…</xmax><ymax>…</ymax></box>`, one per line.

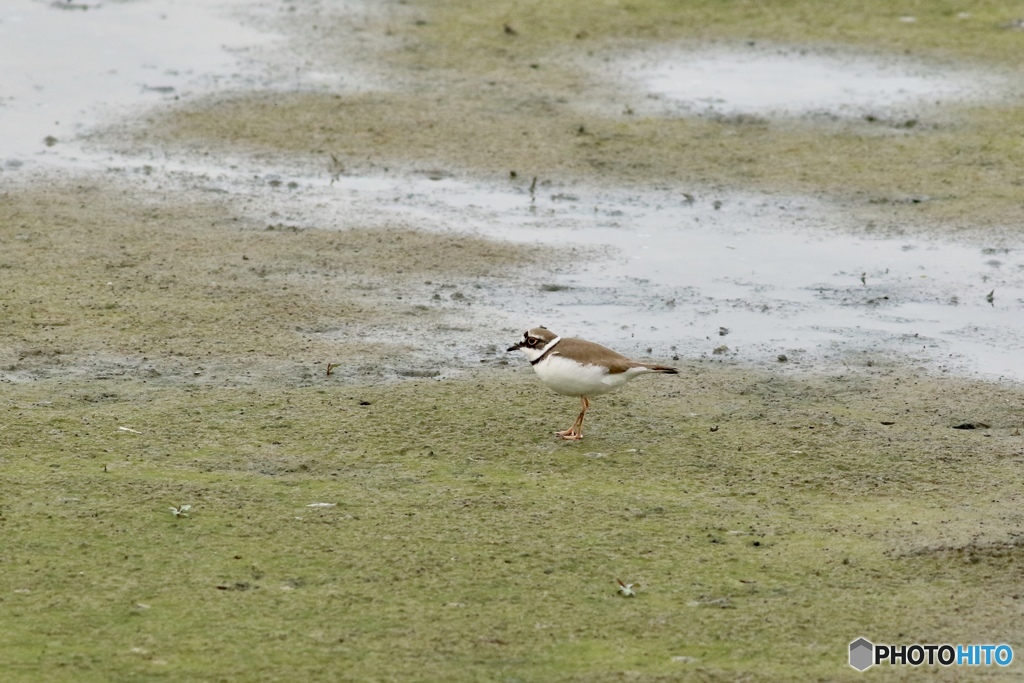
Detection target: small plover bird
<box><xmin>508</xmin><ymin>327</ymin><xmax>677</xmax><ymax>440</ymax></box>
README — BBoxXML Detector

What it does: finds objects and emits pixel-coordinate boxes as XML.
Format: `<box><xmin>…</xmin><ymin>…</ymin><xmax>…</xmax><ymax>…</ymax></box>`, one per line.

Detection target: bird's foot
<box><xmin>556</xmin><ymin>403</ymin><xmax>587</xmax><ymax>440</ymax></box>
<box><xmin>555</xmin><ymin>428</ymin><xmax>583</xmax><ymax>441</ymax></box>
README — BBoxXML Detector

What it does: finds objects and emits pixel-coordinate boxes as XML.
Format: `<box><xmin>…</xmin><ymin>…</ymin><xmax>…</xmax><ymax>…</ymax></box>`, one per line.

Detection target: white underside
<box><xmin>532</xmin><ymin>355</ymin><xmax>652</xmax><ymax>396</ymax></box>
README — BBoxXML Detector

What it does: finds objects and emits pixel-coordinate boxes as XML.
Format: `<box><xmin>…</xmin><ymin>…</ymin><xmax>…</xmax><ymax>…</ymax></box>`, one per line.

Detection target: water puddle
<box><xmin>192</xmin><ymin>167</ymin><xmax>1024</xmax><ymax>381</ymax></box>
<box><xmin>378</xmin><ymin>180</ymin><xmax>1024</xmax><ymax>380</ymax></box>
<box><xmin>0</xmin><ymin>0</ymin><xmax>275</xmax><ymax>161</ymax></box>
<box><xmin>610</xmin><ymin>45</ymin><xmax>1007</xmax><ymax>120</ymax></box>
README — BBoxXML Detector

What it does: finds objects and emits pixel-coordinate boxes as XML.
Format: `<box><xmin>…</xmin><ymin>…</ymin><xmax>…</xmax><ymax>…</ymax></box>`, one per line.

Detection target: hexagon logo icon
<box><xmin>850</xmin><ymin>637</ymin><xmax>874</xmax><ymax>671</ymax></box>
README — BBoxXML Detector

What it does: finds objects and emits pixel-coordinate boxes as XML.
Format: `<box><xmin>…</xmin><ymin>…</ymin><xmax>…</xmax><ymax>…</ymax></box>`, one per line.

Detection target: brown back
<box><xmin>554</xmin><ymin>337</ymin><xmax>652</xmax><ymax>374</ymax></box>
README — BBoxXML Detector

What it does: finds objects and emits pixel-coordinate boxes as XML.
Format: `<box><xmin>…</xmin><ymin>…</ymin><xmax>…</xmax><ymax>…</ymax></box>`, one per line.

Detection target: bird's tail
<box><xmin>642</xmin><ymin>364</ymin><xmax>678</xmax><ymax>374</ymax></box>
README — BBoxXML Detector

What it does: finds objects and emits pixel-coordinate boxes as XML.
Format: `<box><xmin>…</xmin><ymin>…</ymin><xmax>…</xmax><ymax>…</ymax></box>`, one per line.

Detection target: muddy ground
<box><xmin>3</xmin><ymin>0</ymin><xmax>1024</xmax><ymax>680</ymax></box>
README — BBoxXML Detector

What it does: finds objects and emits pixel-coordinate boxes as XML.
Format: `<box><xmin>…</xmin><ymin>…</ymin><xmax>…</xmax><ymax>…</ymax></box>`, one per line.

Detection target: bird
<box><xmin>507</xmin><ymin>327</ymin><xmax>678</xmax><ymax>440</ymax></box>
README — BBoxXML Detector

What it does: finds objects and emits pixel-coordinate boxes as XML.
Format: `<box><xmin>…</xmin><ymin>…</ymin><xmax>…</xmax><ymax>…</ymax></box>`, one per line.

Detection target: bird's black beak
<box><xmin>507</xmin><ymin>341</ymin><xmax>525</xmax><ymax>352</ymax></box>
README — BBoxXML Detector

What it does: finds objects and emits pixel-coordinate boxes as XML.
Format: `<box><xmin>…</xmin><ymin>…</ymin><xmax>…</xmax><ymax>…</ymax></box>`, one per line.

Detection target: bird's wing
<box><xmin>554</xmin><ymin>338</ymin><xmax>644</xmax><ymax>374</ymax></box>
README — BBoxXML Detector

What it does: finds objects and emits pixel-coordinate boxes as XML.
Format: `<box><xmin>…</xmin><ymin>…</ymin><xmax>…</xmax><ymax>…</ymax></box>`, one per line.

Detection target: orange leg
<box><xmin>556</xmin><ymin>396</ymin><xmax>590</xmax><ymax>441</ymax></box>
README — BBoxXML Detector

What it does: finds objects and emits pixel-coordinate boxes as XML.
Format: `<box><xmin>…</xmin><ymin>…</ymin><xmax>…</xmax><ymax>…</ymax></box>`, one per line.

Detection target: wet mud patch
<box><xmin>36</xmin><ymin>0</ymin><xmax>1024</xmax><ymax>381</ymax></box>
<box><xmin>901</xmin><ymin>535</ymin><xmax>1024</xmax><ymax>564</ymax></box>
<box><xmin>241</xmin><ymin>175</ymin><xmax>1024</xmax><ymax>381</ymax></box>
<box><xmin>0</xmin><ymin>177</ymin><xmax>546</xmax><ymax>385</ymax></box>
<box><xmin>125</xmin><ymin>72</ymin><xmax>1024</xmax><ymax>234</ymax></box>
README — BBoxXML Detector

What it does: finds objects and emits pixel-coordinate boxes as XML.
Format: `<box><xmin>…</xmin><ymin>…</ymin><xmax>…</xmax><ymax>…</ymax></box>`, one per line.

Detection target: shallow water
<box><xmin>0</xmin><ymin>0</ymin><xmax>272</xmax><ymax>160</ymax></box>
<box><xmin>302</xmin><ymin>174</ymin><xmax>1024</xmax><ymax>380</ymax></box>
<box><xmin>4</xmin><ymin>1</ymin><xmax>1024</xmax><ymax>382</ymax></box>
<box><xmin>615</xmin><ymin>45</ymin><xmax>1006</xmax><ymax>120</ymax></box>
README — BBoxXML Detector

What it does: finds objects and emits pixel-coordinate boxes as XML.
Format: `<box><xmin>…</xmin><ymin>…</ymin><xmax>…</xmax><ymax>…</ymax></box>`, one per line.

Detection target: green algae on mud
<box><xmin>416</xmin><ymin>0</ymin><xmax>1024</xmax><ymax>67</ymax></box>
<box><xmin>0</xmin><ymin>178</ymin><xmax>546</xmax><ymax>383</ymax></box>
<box><xmin>2</xmin><ymin>365</ymin><xmax>1023</xmax><ymax>681</ymax></box>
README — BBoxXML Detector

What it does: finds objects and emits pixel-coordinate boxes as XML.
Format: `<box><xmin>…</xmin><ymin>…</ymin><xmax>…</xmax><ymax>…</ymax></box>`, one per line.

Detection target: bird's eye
<box><xmin>527</xmin><ymin>338</ymin><xmax>537</xmax><ymax>347</ymax></box>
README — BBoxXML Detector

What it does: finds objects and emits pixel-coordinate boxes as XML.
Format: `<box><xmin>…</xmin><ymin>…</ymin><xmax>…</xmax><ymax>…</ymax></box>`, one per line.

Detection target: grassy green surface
<box><xmin>3</xmin><ymin>368</ymin><xmax>1023</xmax><ymax>681</ymax></box>
<box><xmin>421</xmin><ymin>0</ymin><xmax>1024</xmax><ymax>64</ymax></box>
